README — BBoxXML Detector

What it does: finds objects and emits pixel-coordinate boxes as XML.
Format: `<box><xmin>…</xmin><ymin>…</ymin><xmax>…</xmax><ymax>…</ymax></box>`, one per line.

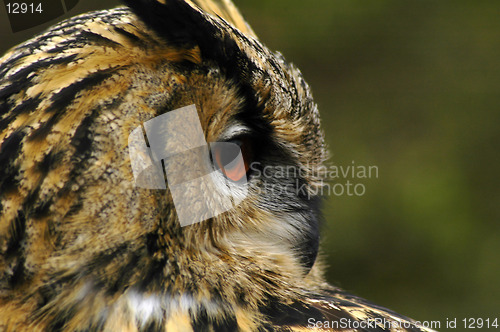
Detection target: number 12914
<box><xmin>463</xmin><ymin>318</ymin><xmax>499</xmax><ymax>329</ymax></box>
<box><xmin>6</xmin><ymin>3</ymin><xmax>43</xmax><ymax>14</ymax></box>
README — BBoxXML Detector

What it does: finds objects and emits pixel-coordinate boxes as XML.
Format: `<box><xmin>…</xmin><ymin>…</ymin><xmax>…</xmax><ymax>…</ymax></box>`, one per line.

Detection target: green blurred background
<box><xmin>1</xmin><ymin>1</ymin><xmax>499</xmax><ymax>330</ymax></box>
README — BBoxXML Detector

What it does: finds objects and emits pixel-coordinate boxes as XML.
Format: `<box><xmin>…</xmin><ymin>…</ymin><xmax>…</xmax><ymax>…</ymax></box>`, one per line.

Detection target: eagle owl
<box><xmin>0</xmin><ymin>0</ymin><xmax>435</xmax><ymax>331</ymax></box>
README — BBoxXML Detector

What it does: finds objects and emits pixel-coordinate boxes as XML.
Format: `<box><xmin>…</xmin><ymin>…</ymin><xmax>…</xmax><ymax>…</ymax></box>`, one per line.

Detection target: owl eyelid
<box><xmin>217</xmin><ymin>123</ymin><xmax>252</xmax><ymax>142</ymax></box>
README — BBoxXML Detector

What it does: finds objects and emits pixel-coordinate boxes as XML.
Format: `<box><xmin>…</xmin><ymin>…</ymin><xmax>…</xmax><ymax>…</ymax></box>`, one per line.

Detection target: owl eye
<box><xmin>212</xmin><ymin>138</ymin><xmax>252</xmax><ymax>182</ymax></box>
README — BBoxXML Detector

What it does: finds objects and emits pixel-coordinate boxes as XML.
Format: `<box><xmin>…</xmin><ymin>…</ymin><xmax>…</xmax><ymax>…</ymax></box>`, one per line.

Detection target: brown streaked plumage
<box><xmin>0</xmin><ymin>0</ymin><xmax>436</xmax><ymax>331</ymax></box>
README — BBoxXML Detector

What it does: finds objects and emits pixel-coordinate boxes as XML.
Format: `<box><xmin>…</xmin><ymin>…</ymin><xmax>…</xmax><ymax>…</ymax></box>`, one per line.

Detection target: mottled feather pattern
<box><xmin>1</xmin><ymin>0</ymin><xmax>435</xmax><ymax>331</ymax></box>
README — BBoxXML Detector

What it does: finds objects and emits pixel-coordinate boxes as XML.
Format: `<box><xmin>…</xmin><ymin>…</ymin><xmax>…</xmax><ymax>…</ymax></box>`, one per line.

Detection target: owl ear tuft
<box><xmin>188</xmin><ymin>0</ymin><xmax>257</xmax><ymax>38</ymax></box>
<box><xmin>122</xmin><ymin>0</ymin><xmax>243</xmax><ymax>66</ymax></box>
<box><xmin>122</xmin><ymin>0</ymin><xmax>209</xmax><ymax>48</ymax></box>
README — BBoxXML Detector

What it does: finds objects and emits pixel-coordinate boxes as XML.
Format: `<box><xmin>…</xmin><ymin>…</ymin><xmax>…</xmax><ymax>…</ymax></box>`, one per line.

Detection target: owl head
<box><xmin>0</xmin><ymin>0</ymin><xmax>327</xmax><ymax>329</ymax></box>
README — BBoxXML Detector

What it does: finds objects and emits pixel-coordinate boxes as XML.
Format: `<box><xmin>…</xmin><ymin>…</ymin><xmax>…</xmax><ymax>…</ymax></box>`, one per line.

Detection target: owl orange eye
<box><xmin>212</xmin><ymin>138</ymin><xmax>252</xmax><ymax>182</ymax></box>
